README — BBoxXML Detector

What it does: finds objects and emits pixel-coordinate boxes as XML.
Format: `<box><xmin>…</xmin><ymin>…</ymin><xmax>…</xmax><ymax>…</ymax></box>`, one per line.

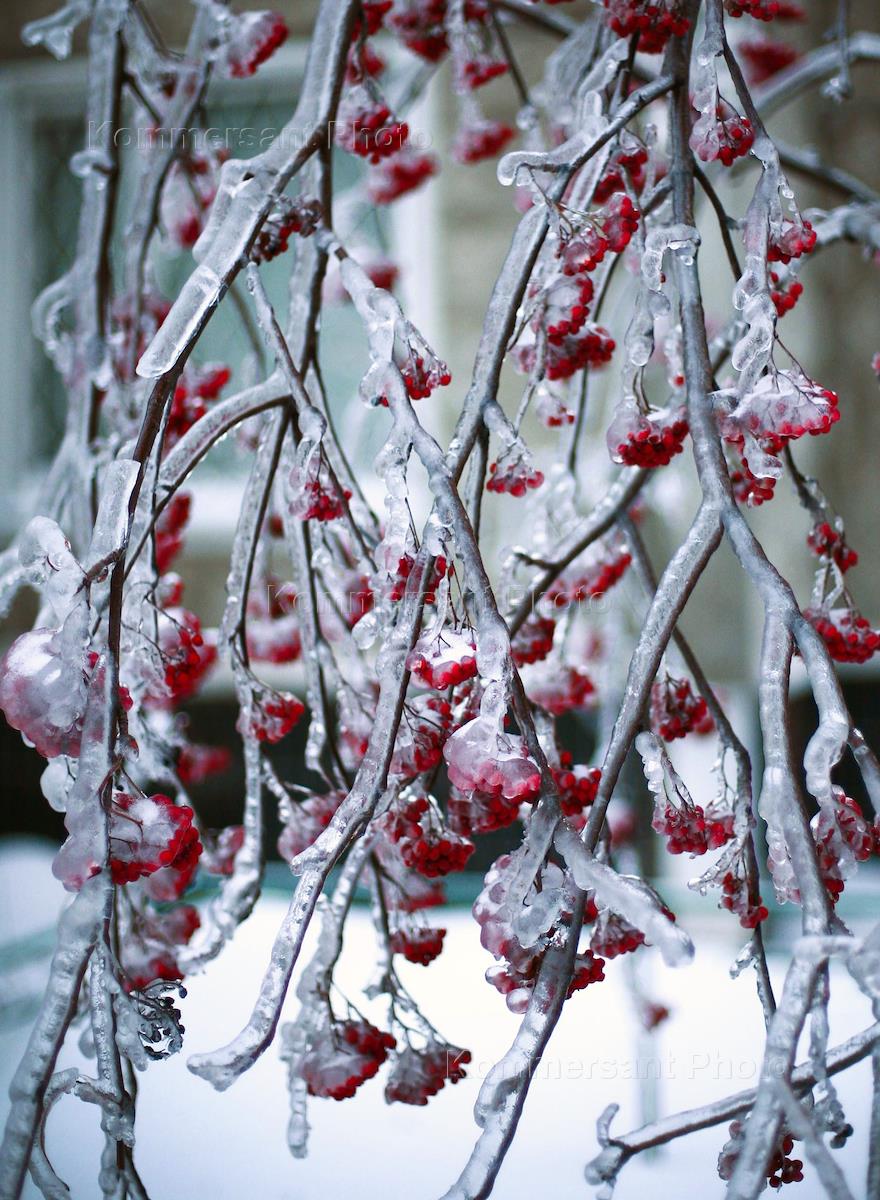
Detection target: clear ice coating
<box><xmin>555</xmin><ymin>822</ymin><xmax>694</xmax><ymax>968</ymax></box>
<box><xmin>22</xmin><ymin>1</ymin><xmax>93</xmax><ymax>59</ymax></box>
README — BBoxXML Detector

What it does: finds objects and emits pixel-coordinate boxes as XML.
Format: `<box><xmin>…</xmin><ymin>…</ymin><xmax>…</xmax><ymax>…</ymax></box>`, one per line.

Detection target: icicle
<box><xmin>555</xmin><ymin>822</ymin><xmax>694</xmax><ymax>967</ymax></box>
<box><xmin>22</xmin><ymin>1</ymin><xmax>92</xmax><ymax>60</ymax></box>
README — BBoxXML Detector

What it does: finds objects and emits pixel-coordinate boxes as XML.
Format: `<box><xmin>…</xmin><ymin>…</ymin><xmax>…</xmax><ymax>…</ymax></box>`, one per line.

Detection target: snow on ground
<box><xmin>0</xmin><ymin>838</ymin><xmax>874</xmax><ymax>1200</ymax></box>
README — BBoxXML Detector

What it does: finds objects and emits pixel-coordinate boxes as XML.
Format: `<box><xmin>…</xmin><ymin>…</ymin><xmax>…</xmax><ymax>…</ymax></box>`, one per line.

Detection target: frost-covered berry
<box><xmin>452</xmin><ymin>117</ymin><xmax>514</xmax><ymax>164</ymax></box>
<box><xmin>807</xmin><ymin>606</ymin><xmax>880</xmax><ymax>665</ymax></box>
<box><xmin>143</xmin><ymin>607</ymin><xmax>217</xmax><ymax>707</ymax></box>
<box><xmin>602</xmin><ymin>0</ymin><xmax>690</xmax><ymax>53</ymax></box>
<box><xmin>222</xmin><ymin>10</ymin><xmax>288</xmax><ymax>78</ymax></box>
<box><xmin>806</xmin><ymin>521</ymin><xmax>858</xmax><ymax>572</ymax></box>
<box><xmin>201</xmin><ymin>825</ymin><xmax>245</xmax><ymax>876</ymax></box>
<box><xmin>690</xmin><ymin>99</ymin><xmax>753</xmax><ymax>166</ymax></box>
<box><xmin>385</xmin><ymin>1042</ymin><xmax>471</xmax><ymax>1105</ymax></box>
<box><xmin>607</xmin><ymin>402</ymin><xmax>689</xmax><ymax>468</ymax></box>
<box><xmin>510</xmin><ymin>613</ymin><xmax>555</xmax><ymax>667</ymax></box>
<box><xmin>525</xmin><ymin>666</ymin><xmax>595</xmax><ymax>716</ymax></box>
<box><xmin>445</xmin><ymin>716</ymin><xmax>542</xmax><ymax>806</ymax></box>
<box><xmin>250</xmin><ymin>196</ymin><xmax>321</xmax><ymax>264</ymax></box>
<box><xmin>378</xmin><ymin>794</ymin><xmax>475</xmax><ymax>877</ymax></box>
<box><xmin>553</xmin><ymin>757</ymin><xmax>602</xmax><ymax>818</ymax></box>
<box><xmin>109</xmin><ymin>793</ymin><xmax>199</xmax><ymax>886</ymax></box>
<box><xmin>238</xmin><ymin>687</ymin><xmax>305</xmax><ymax>743</ymax></box>
<box><xmin>769</xmin><ymin>271</ymin><xmax>803</xmax><ymax>318</ymax></box>
<box><xmin>598</xmin><ymin>192</ymin><xmax>640</xmax><ymax>251</ymax></box>
<box><xmin>155</xmin><ymin>492</ymin><xmax>191</xmax><ymax>574</ymax></box>
<box><xmin>278</xmin><ymin>791</ymin><xmax>345</xmax><ymax>862</ymax></box>
<box><xmin>302</xmin><ymin>1019</ymin><xmax>396</xmax><ymax>1100</ymax></box>
<box><xmin>767</xmin><ymin>217</ymin><xmax>816</xmax><ymax>264</ymax></box>
<box><xmin>407</xmin><ymin>628</ymin><xmax>477</xmax><ymax>689</ymax></box>
<box><xmin>486</xmin><ymin>449</ymin><xmax>544</xmax><ymax>497</ymax></box>
<box><xmin>177</xmin><ymin>743</ymin><xmax>232</xmax><ymax>787</ymax></box>
<box><xmin>649</xmin><ymin>675</ymin><xmax>714</xmax><ymax>741</ymax></box>
<box><xmin>724</xmin><ymin>0</ymin><xmax>805</xmax><ymax>18</ymax></box>
<box><xmin>389</xmin><ymin>924</ymin><xmax>446</xmax><ymax>965</ymax></box>
<box><xmin>336</xmin><ymin>90</ymin><xmax>409</xmax><ymax>162</ymax></box>
<box><xmin>740</xmin><ymin>37</ymin><xmax>800</xmax><ymax>84</ymax></box>
<box><xmin>368</xmin><ymin>147</ymin><xmax>439</xmax><ymax>205</ymax></box>
<box><xmin>0</xmin><ymin>624</ymin><xmax>88</xmax><ymax>759</ymax></box>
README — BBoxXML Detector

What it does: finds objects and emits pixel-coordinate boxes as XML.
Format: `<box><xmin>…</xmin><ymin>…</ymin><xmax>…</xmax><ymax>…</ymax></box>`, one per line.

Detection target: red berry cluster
<box><xmin>461</xmin><ymin>57</ymin><xmax>507</xmax><ymax>89</ymax></box>
<box><xmin>380</xmin><ymin>796</ymin><xmax>475</xmax><ymax>877</ymax></box>
<box><xmin>553</xmin><ymin>758</ymin><xmax>601</xmax><ymax>817</ymax></box>
<box><xmin>155</xmin><ymin>491</ymin><xmax>191</xmax><ymax>574</ymax></box>
<box><xmin>545</xmin><ymin>543</ymin><xmax>632</xmax><ymax>607</ymax></box>
<box><xmin>650</xmin><ymin>675</ymin><xmax>713</xmax><ymax>741</ymax></box>
<box><xmin>526</xmin><ymin>666</ymin><xmax>595</xmax><ymax>716</ymax></box>
<box><xmin>519</xmin><ymin>326</ymin><xmax>616</xmax><ymax>381</ymax></box>
<box><xmin>278</xmin><ymin>791</ymin><xmax>344</xmax><ymax>862</ymax></box>
<box><xmin>250</xmin><ymin>196</ymin><xmax>321</xmax><ymax>264</ymax></box>
<box><xmin>599</xmin><ymin>193</ymin><xmax>641</xmax><ymax>252</ymax></box>
<box><xmin>158</xmin><ymin>608</ymin><xmax>217</xmax><ymax>704</ymax></box>
<box><xmin>453</xmin><ymin>119</ymin><xmax>515</xmax><ymax>164</ymax></box>
<box><xmin>400</xmin><ymin>351</ymin><xmax>452</xmax><ymax>400</ymax></box>
<box><xmin>122</xmin><ymin>904</ymin><xmax>201</xmax><ymax>991</ymax></box>
<box><xmin>388</xmin><ymin>1</ymin><xmax>491</xmax><ymax>63</ymax></box>
<box><xmin>407</xmin><ymin>629</ymin><xmax>478</xmax><ymax>690</ymax></box>
<box><xmin>768</xmin><ymin>217</ymin><xmax>816</xmax><ymax>264</ymax></box>
<box><xmin>769</xmin><ymin>271</ymin><xmax>803</xmax><ymax>317</ymax></box>
<box><xmin>448</xmin><ymin>784</ymin><xmax>522</xmax><ymax>836</ymax></box>
<box><xmin>109</xmin><ymin>793</ymin><xmax>198</xmax><ymax>886</ymax></box>
<box><xmin>239</xmin><ymin>690</ymin><xmax>305</xmax><ymax>744</ymax></box>
<box><xmin>807</xmin><ymin>606</ymin><xmax>880</xmax><ymax>664</ymax></box>
<box><xmin>389</xmin><ymin>553</ymin><xmax>448</xmax><ymax>603</ymax></box>
<box><xmin>594</xmin><ymin>144</ymin><xmax>648</xmax><ymax>204</ymax></box>
<box><xmin>806</xmin><ymin>521</ymin><xmax>858</xmax><ymax>572</ymax></box>
<box><xmin>302</xmin><ymin>1020</ymin><xmax>396</xmax><ymax>1101</ymax></box>
<box><xmin>385</xmin><ymin>1044</ymin><xmax>472</xmax><ymax>1106</ymax></box>
<box><xmin>612</xmin><ymin>409</ymin><xmax>690</xmax><ymax>468</ymax></box>
<box><xmin>724</xmin><ymin>0</ymin><xmax>805</xmax><ymax>18</ymax></box>
<box><xmin>544</xmin><ymin>276</ymin><xmax>595</xmax><ymax>343</ymax></box>
<box><xmin>728</xmin><ymin>448</ymin><xmax>777</xmax><ymax>506</ymax></box>
<box><xmin>165</xmin><ymin>365</ymin><xmax>231</xmax><ymax>450</ymax></box>
<box><xmin>511</xmin><ymin>614</ymin><xmax>555</xmax><ymax>666</ymax></box>
<box><xmin>695</xmin><ymin>102</ymin><xmax>754</xmax><ymax>167</ymax></box>
<box><xmin>486</xmin><ymin>455</ymin><xmax>544</xmax><ymax>496</ymax></box>
<box><xmin>389</xmin><ymin>924</ymin><xmax>446</xmax><ymax>965</ymax></box>
<box><xmin>389</xmin><ymin>0</ymin><xmax>450</xmax><ymax>61</ymax></box>
<box><xmin>588</xmin><ymin>909</ymin><xmax>646</xmax><ymax>959</ymax></box>
<box><xmin>570</xmin><ymin>950</ymin><xmax>607</xmax><ymax>992</ymax></box>
<box><xmin>337</xmin><ymin>99</ymin><xmax>409</xmax><ymax>162</ymax></box>
<box><xmin>561</xmin><ymin>226</ymin><xmax>611</xmax><ymax>276</ymax></box>
<box><xmin>719</xmin><ymin>867</ymin><xmax>769</xmax><ymax>928</ymax></box>
<box><xmin>143</xmin><ymin>819</ymin><xmax>203</xmax><ymax>902</ymax></box>
<box><xmin>768</xmin><ymin>1134</ymin><xmax>805</xmax><ymax>1189</ymax></box>
<box><xmin>719</xmin><ymin>1123</ymin><xmax>804</xmax><ymax>1190</ymax></box>
<box><xmin>740</xmin><ymin>37</ymin><xmax>800</xmax><ymax>84</ymax></box>
<box><xmin>177</xmin><ymin>743</ymin><xmax>232</xmax><ymax>787</ymax></box>
<box><xmin>368</xmin><ymin>147</ymin><xmax>439</xmax><ymax>205</ymax></box>
<box><xmin>391</xmin><ymin>694</ymin><xmax>452</xmax><ymax>778</ymax></box>
<box><xmin>602</xmin><ymin>0</ymin><xmax>690</xmax><ymax>53</ymax></box>
<box><xmin>814</xmin><ymin>792</ymin><xmax>877</xmax><ymax>903</ymax></box>
<box><xmin>225</xmin><ymin>12</ymin><xmax>288</xmax><ymax>78</ymax></box>
<box><xmin>653</xmin><ymin>801</ymin><xmax>733</xmax><ymax>856</ymax></box>
<box><xmin>308</xmin><ymin>479</ymin><xmax>352</xmax><ymax>521</ymax></box>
